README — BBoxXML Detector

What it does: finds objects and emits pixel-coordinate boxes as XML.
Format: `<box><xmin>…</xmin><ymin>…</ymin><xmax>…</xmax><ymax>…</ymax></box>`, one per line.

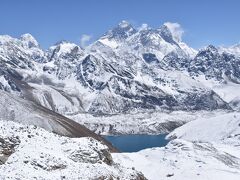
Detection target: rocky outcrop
<box><xmin>0</xmin><ymin>136</ymin><xmax>20</xmax><ymax>165</ymax></box>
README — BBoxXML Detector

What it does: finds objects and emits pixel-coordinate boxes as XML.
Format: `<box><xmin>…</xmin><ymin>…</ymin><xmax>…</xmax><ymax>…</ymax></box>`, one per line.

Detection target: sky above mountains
<box><xmin>0</xmin><ymin>0</ymin><xmax>240</xmax><ymax>49</ymax></box>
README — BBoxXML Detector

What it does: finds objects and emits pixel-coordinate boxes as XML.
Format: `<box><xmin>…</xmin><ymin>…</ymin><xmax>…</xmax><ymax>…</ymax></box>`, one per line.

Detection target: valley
<box><xmin>0</xmin><ymin>20</ymin><xmax>240</xmax><ymax>179</ymax></box>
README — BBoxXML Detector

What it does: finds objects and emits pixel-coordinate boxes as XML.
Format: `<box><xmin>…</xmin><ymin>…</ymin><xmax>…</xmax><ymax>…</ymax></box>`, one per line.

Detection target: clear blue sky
<box><xmin>0</xmin><ymin>0</ymin><xmax>240</xmax><ymax>49</ymax></box>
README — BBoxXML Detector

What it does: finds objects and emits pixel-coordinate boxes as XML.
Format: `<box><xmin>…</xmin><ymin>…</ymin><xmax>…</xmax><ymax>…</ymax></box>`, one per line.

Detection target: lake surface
<box><xmin>104</xmin><ymin>134</ymin><xmax>169</xmax><ymax>152</ymax></box>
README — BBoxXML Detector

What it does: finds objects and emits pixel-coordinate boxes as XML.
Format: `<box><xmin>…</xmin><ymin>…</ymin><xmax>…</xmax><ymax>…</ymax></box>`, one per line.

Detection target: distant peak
<box><xmin>118</xmin><ymin>20</ymin><xmax>131</xmax><ymax>28</ymax></box>
<box><xmin>102</xmin><ymin>20</ymin><xmax>137</xmax><ymax>40</ymax></box>
<box><xmin>54</xmin><ymin>40</ymin><xmax>70</xmax><ymax>46</ymax></box>
<box><xmin>162</xmin><ymin>22</ymin><xmax>184</xmax><ymax>43</ymax></box>
<box><xmin>20</xmin><ymin>33</ymin><xmax>34</xmax><ymax>38</ymax></box>
<box><xmin>158</xmin><ymin>24</ymin><xmax>176</xmax><ymax>44</ymax></box>
<box><xmin>49</xmin><ymin>40</ymin><xmax>82</xmax><ymax>57</ymax></box>
<box><xmin>20</xmin><ymin>33</ymin><xmax>39</xmax><ymax>48</ymax></box>
<box><xmin>114</xmin><ymin>20</ymin><xmax>135</xmax><ymax>32</ymax></box>
<box><xmin>138</xmin><ymin>23</ymin><xmax>150</xmax><ymax>31</ymax></box>
<box><xmin>232</xmin><ymin>43</ymin><xmax>240</xmax><ymax>48</ymax></box>
<box><xmin>159</xmin><ymin>24</ymin><xmax>171</xmax><ymax>32</ymax></box>
<box><xmin>205</xmin><ymin>45</ymin><xmax>218</xmax><ymax>52</ymax></box>
<box><xmin>0</xmin><ymin>35</ymin><xmax>13</xmax><ymax>42</ymax></box>
<box><xmin>159</xmin><ymin>24</ymin><xmax>173</xmax><ymax>37</ymax></box>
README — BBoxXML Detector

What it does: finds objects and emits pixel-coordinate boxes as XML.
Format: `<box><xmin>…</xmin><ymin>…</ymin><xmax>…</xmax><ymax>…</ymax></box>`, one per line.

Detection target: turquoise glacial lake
<box><xmin>104</xmin><ymin>134</ymin><xmax>169</xmax><ymax>152</ymax></box>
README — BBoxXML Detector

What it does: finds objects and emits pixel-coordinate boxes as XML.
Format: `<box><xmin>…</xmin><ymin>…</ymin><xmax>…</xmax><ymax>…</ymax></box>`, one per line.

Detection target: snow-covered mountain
<box><xmin>220</xmin><ymin>44</ymin><xmax>240</xmax><ymax>57</ymax></box>
<box><xmin>0</xmin><ymin>20</ymin><xmax>240</xmax><ymax>121</ymax></box>
<box><xmin>189</xmin><ymin>45</ymin><xmax>240</xmax><ymax>83</ymax></box>
<box><xmin>0</xmin><ymin>21</ymin><xmax>239</xmax><ymax>118</ymax></box>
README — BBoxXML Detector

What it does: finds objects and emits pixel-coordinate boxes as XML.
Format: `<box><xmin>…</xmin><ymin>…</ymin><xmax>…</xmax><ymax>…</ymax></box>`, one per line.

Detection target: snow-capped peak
<box><xmin>202</xmin><ymin>45</ymin><xmax>219</xmax><ymax>54</ymax></box>
<box><xmin>219</xmin><ymin>43</ymin><xmax>240</xmax><ymax>57</ymax></box>
<box><xmin>0</xmin><ymin>35</ymin><xmax>14</xmax><ymax>44</ymax></box>
<box><xmin>49</xmin><ymin>41</ymin><xmax>82</xmax><ymax>56</ymax></box>
<box><xmin>158</xmin><ymin>23</ymin><xmax>197</xmax><ymax>58</ymax></box>
<box><xmin>102</xmin><ymin>21</ymin><xmax>137</xmax><ymax>41</ymax></box>
<box><xmin>138</xmin><ymin>23</ymin><xmax>150</xmax><ymax>31</ymax></box>
<box><xmin>163</xmin><ymin>22</ymin><xmax>184</xmax><ymax>43</ymax></box>
<box><xmin>158</xmin><ymin>24</ymin><xmax>176</xmax><ymax>44</ymax></box>
<box><xmin>20</xmin><ymin>33</ymin><xmax>39</xmax><ymax>48</ymax></box>
<box><xmin>118</xmin><ymin>20</ymin><xmax>131</xmax><ymax>28</ymax></box>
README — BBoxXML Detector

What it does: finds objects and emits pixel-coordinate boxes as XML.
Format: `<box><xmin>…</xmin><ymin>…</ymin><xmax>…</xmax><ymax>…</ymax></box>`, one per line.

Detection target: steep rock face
<box><xmin>0</xmin><ymin>34</ymin><xmax>45</xmax><ymax>69</ymax></box>
<box><xmin>0</xmin><ymin>67</ymin><xmax>22</xmax><ymax>94</ymax></box>
<box><xmin>43</xmin><ymin>41</ymin><xmax>85</xmax><ymax>79</ymax></box>
<box><xmin>0</xmin><ymin>136</ymin><xmax>20</xmax><ymax>165</ymax></box>
<box><xmin>189</xmin><ymin>45</ymin><xmax>240</xmax><ymax>83</ymax></box>
<box><xmin>0</xmin><ymin>34</ymin><xmax>46</xmax><ymax>95</ymax></box>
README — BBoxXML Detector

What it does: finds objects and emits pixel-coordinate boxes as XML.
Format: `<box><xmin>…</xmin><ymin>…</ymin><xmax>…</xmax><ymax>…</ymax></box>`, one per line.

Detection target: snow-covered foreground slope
<box><xmin>0</xmin><ymin>120</ymin><xmax>146</xmax><ymax>180</ymax></box>
<box><xmin>113</xmin><ymin>112</ymin><xmax>240</xmax><ymax>180</ymax></box>
<box><xmin>168</xmin><ymin>112</ymin><xmax>240</xmax><ymax>143</ymax></box>
<box><xmin>114</xmin><ymin>139</ymin><xmax>240</xmax><ymax>180</ymax></box>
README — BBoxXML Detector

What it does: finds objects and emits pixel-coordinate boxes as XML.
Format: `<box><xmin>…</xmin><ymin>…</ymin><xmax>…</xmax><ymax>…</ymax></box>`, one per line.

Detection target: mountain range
<box><xmin>1</xmin><ymin>21</ymin><xmax>240</xmax><ymax>120</ymax></box>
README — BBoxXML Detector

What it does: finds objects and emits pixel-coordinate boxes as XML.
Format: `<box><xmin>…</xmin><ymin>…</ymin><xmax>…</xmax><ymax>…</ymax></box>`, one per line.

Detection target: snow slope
<box><xmin>113</xmin><ymin>112</ymin><xmax>240</xmax><ymax>180</ymax></box>
<box><xmin>0</xmin><ymin>90</ymin><xmax>117</xmax><ymax>152</ymax></box>
<box><xmin>0</xmin><ymin>120</ymin><xmax>145</xmax><ymax>180</ymax></box>
<box><xmin>113</xmin><ymin>139</ymin><xmax>240</xmax><ymax>180</ymax></box>
<box><xmin>168</xmin><ymin>112</ymin><xmax>240</xmax><ymax>144</ymax></box>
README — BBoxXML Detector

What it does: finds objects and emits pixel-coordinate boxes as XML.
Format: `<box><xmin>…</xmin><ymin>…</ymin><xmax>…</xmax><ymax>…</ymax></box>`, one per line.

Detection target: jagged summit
<box><xmin>49</xmin><ymin>41</ymin><xmax>82</xmax><ymax>54</ymax></box>
<box><xmin>20</xmin><ymin>33</ymin><xmax>39</xmax><ymax>48</ymax></box>
<box><xmin>53</xmin><ymin>40</ymin><xmax>71</xmax><ymax>46</ymax></box>
<box><xmin>118</xmin><ymin>20</ymin><xmax>132</xmax><ymax>28</ymax></box>
<box><xmin>138</xmin><ymin>23</ymin><xmax>150</xmax><ymax>31</ymax></box>
<box><xmin>97</xmin><ymin>21</ymin><xmax>196</xmax><ymax>60</ymax></box>
<box><xmin>158</xmin><ymin>24</ymin><xmax>176</xmax><ymax>44</ymax></box>
<box><xmin>204</xmin><ymin>44</ymin><xmax>218</xmax><ymax>52</ymax></box>
<box><xmin>219</xmin><ymin>43</ymin><xmax>240</xmax><ymax>57</ymax></box>
<box><xmin>0</xmin><ymin>35</ymin><xmax>13</xmax><ymax>44</ymax></box>
<box><xmin>102</xmin><ymin>20</ymin><xmax>137</xmax><ymax>41</ymax></box>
